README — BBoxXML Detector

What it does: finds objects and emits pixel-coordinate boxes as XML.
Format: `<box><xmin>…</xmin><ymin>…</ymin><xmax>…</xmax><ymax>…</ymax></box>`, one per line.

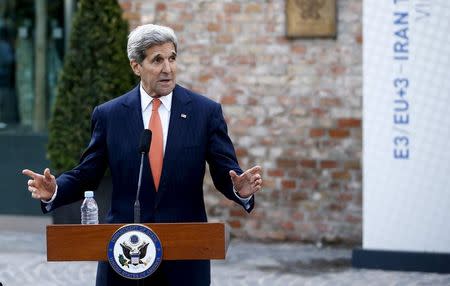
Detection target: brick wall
<box><xmin>119</xmin><ymin>0</ymin><xmax>363</xmax><ymax>244</ymax></box>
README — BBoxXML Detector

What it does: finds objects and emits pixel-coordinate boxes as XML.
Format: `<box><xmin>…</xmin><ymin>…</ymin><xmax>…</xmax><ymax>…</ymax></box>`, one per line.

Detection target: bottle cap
<box><xmin>84</xmin><ymin>191</ymin><xmax>94</xmax><ymax>198</ymax></box>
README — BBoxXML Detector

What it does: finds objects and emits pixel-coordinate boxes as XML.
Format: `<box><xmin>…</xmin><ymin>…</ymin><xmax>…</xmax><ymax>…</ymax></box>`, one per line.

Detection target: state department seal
<box><xmin>107</xmin><ymin>224</ymin><xmax>163</xmax><ymax>280</ymax></box>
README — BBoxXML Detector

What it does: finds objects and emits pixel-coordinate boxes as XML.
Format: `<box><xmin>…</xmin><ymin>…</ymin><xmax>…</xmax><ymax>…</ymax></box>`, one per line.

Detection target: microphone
<box><xmin>139</xmin><ymin>129</ymin><xmax>152</xmax><ymax>154</ymax></box>
<box><xmin>134</xmin><ymin>129</ymin><xmax>152</xmax><ymax>223</ymax></box>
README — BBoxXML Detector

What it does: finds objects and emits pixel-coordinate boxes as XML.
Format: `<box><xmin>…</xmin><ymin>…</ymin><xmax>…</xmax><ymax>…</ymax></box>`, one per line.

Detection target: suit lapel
<box><xmin>121</xmin><ymin>84</ymin><xmax>145</xmax><ymax>144</ymax></box>
<box><xmin>156</xmin><ymin>85</ymin><xmax>192</xmax><ymax>205</ymax></box>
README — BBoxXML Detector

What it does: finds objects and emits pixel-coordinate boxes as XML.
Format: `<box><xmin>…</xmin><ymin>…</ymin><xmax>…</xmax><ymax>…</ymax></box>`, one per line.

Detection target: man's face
<box><xmin>130</xmin><ymin>42</ymin><xmax>177</xmax><ymax>98</ymax></box>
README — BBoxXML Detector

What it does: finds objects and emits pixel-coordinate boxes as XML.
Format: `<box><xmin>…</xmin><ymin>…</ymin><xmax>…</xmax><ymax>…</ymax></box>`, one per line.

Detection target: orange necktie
<box><xmin>149</xmin><ymin>98</ymin><xmax>163</xmax><ymax>191</ymax></box>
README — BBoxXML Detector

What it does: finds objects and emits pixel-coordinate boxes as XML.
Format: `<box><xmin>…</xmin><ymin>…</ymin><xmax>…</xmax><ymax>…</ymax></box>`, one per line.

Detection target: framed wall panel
<box><xmin>286</xmin><ymin>0</ymin><xmax>336</xmax><ymax>38</ymax></box>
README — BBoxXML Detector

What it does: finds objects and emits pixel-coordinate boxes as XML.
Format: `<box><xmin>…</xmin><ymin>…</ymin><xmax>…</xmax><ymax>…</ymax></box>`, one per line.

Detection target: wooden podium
<box><xmin>47</xmin><ymin>223</ymin><xmax>230</xmax><ymax>261</ymax></box>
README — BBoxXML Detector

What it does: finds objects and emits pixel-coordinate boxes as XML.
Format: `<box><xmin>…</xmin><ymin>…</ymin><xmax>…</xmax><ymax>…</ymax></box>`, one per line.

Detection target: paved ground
<box><xmin>1</xmin><ymin>215</ymin><xmax>449</xmax><ymax>286</ymax></box>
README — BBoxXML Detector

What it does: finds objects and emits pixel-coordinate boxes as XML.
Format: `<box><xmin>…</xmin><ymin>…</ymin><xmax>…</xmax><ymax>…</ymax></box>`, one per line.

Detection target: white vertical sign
<box><xmin>363</xmin><ymin>0</ymin><xmax>450</xmax><ymax>252</ymax></box>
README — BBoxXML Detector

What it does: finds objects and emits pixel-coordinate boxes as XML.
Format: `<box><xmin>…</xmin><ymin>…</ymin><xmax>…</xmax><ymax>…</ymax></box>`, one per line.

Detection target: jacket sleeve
<box><xmin>42</xmin><ymin>106</ymin><xmax>108</xmax><ymax>213</ymax></box>
<box><xmin>205</xmin><ymin>103</ymin><xmax>254</xmax><ymax>213</ymax></box>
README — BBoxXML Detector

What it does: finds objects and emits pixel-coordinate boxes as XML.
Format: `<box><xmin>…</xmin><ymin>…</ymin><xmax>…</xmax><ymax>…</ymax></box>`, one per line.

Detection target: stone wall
<box><xmin>119</xmin><ymin>0</ymin><xmax>363</xmax><ymax>244</ymax></box>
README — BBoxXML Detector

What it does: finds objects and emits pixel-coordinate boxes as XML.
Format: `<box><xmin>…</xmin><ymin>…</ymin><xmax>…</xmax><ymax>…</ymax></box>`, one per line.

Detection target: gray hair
<box><xmin>127</xmin><ymin>24</ymin><xmax>178</xmax><ymax>64</ymax></box>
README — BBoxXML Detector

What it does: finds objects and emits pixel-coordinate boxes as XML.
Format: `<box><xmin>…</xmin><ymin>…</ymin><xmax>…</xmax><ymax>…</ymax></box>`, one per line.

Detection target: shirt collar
<box><xmin>140</xmin><ymin>83</ymin><xmax>173</xmax><ymax>112</ymax></box>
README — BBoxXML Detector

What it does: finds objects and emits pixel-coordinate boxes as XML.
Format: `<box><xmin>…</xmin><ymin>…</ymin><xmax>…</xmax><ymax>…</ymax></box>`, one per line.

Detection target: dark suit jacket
<box><xmin>44</xmin><ymin>84</ymin><xmax>254</xmax><ymax>285</ymax></box>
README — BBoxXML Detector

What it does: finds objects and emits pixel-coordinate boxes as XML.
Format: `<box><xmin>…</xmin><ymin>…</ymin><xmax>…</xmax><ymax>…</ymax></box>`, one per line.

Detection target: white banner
<box><xmin>363</xmin><ymin>0</ymin><xmax>450</xmax><ymax>252</ymax></box>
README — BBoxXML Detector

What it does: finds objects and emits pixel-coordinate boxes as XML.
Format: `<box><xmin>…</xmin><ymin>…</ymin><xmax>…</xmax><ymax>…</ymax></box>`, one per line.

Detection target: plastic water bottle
<box><xmin>81</xmin><ymin>191</ymin><xmax>99</xmax><ymax>224</ymax></box>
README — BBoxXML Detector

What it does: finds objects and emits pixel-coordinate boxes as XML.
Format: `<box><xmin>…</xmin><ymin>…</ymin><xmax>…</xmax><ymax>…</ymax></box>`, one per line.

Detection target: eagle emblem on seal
<box><xmin>118</xmin><ymin>234</ymin><xmax>150</xmax><ymax>267</ymax></box>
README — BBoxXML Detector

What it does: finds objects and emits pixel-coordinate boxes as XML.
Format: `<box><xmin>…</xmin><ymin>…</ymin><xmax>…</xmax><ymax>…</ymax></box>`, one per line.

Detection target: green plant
<box><xmin>48</xmin><ymin>0</ymin><xmax>135</xmax><ymax>173</ymax></box>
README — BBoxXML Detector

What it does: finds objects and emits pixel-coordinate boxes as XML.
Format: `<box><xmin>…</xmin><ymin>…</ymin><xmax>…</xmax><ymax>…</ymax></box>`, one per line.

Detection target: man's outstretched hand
<box><xmin>229</xmin><ymin>165</ymin><xmax>262</xmax><ymax>198</ymax></box>
<box><xmin>22</xmin><ymin>168</ymin><xmax>56</xmax><ymax>201</ymax></box>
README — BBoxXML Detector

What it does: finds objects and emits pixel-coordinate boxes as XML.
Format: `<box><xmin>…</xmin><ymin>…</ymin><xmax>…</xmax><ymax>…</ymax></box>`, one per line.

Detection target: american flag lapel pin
<box><xmin>181</xmin><ymin>113</ymin><xmax>187</xmax><ymax>119</ymax></box>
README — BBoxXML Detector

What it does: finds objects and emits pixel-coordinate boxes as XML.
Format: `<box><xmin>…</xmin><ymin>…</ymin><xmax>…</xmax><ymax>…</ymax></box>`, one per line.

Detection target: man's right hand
<box><xmin>22</xmin><ymin>168</ymin><xmax>56</xmax><ymax>201</ymax></box>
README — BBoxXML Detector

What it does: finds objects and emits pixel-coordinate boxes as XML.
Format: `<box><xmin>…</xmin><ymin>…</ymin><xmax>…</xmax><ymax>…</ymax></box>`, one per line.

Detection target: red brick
<box><xmin>170</xmin><ymin>23</ymin><xmax>184</xmax><ymax>32</ymax></box>
<box><xmin>212</xmin><ymin>67</ymin><xmax>226</xmax><ymax>77</ymax></box>
<box><xmin>268</xmin><ymin>169</ymin><xmax>284</xmax><ymax>177</ymax></box>
<box><xmin>320</xmin><ymin>98</ymin><xmax>341</xmax><ymax>107</ymax></box>
<box><xmin>172</xmin><ymin>3</ymin><xmax>188</xmax><ymax>9</ymax></box>
<box><xmin>198</xmin><ymin>74</ymin><xmax>213</xmax><ymax>83</ymax></box>
<box><xmin>247</xmin><ymin>219</ymin><xmax>261</xmax><ymax>229</ymax></box>
<box><xmin>310</xmin><ymin>128</ymin><xmax>325</xmax><ymax>138</ymax></box>
<box><xmin>346</xmin><ymin>215</ymin><xmax>361</xmax><ymax>223</ymax></box>
<box><xmin>267</xmin><ymin>230</ymin><xmax>287</xmax><ymax>241</ymax></box>
<box><xmin>320</xmin><ymin>160</ymin><xmax>338</xmax><ymax>169</ymax></box>
<box><xmin>237</xmin><ymin>117</ymin><xmax>256</xmax><ymax>127</ymax></box>
<box><xmin>227</xmin><ymin>220</ymin><xmax>242</xmax><ymax>228</ymax></box>
<box><xmin>223</xmin><ymin>76</ymin><xmax>236</xmax><ymax>84</ymax></box>
<box><xmin>292</xmin><ymin>211</ymin><xmax>304</xmax><ymax>220</ymax></box>
<box><xmin>230</xmin><ymin>209</ymin><xmax>247</xmax><ymax>217</ymax></box>
<box><xmin>221</xmin><ymin>95</ymin><xmax>236</xmax><ymax>105</ymax></box>
<box><xmin>329</xmin><ymin>182</ymin><xmax>340</xmax><ymax>189</ymax></box>
<box><xmin>226</xmin><ymin>55</ymin><xmax>256</xmax><ymax>66</ymax></box>
<box><xmin>287</xmin><ymin>169</ymin><xmax>302</xmax><ymax>179</ymax></box>
<box><xmin>328</xmin><ymin>203</ymin><xmax>344</xmax><ymax>211</ymax></box>
<box><xmin>225</xmin><ymin>3</ymin><xmax>241</xmax><ymax>13</ymax></box>
<box><xmin>254</xmin><ymin>36</ymin><xmax>272</xmax><ymax>44</ymax></box>
<box><xmin>207</xmin><ymin>23</ymin><xmax>221</xmax><ymax>32</ymax></box>
<box><xmin>344</xmin><ymin>160</ymin><xmax>361</xmax><ymax>170</ymax></box>
<box><xmin>155</xmin><ymin>2</ymin><xmax>166</xmax><ymax>12</ymax></box>
<box><xmin>276</xmin><ymin>36</ymin><xmax>290</xmax><ymax>45</ymax></box>
<box><xmin>291</xmin><ymin>191</ymin><xmax>308</xmax><ymax>202</ymax></box>
<box><xmin>260</xmin><ymin>137</ymin><xmax>274</xmax><ymax>146</ymax></box>
<box><xmin>282</xmin><ymin>180</ymin><xmax>296</xmax><ymax>189</ymax></box>
<box><xmin>262</xmin><ymin>179</ymin><xmax>276</xmax><ymax>189</ymax></box>
<box><xmin>316</xmin><ymin>223</ymin><xmax>329</xmax><ymax>232</ymax></box>
<box><xmin>277</xmin><ymin>158</ymin><xmax>297</xmax><ymax>168</ymax></box>
<box><xmin>122</xmin><ymin>12</ymin><xmax>140</xmax><ymax>21</ymax></box>
<box><xmin>329</xmin><ymin>129</ymin><xmax>350</xmax><ymax>138</ymax></box>
<box><xmin>332</xmin><ymin>171</ymin><xmax>351</xmax><ymax>180</ymax></box>
<box><xmin>355</xmin><ymin>193</ymin><xmax>362</xmax><ymax>204</ymax></box>
<box><xmin>179</xmin><ymin>12</ymin><xmax>194</xmax><ymax>21</ymax></box>
<box><xmin>300</xmin><ymin>179</ymin><xmax>318</xmax><ymax>189</ymax></box>
<box><xmin>311</xmin><ymin>108</ymin><xmax>326</xmax><ymax>117</ymax></box>
<box><xmin>338</xmin><ymin>193</ymin><xmax>353</xmax><ymax>202</ymax></box>
<box><xmin>245</xmin><ymin>3</ymin><xmax>262</xmax><ymax>13</ymax></box>
<box><xmin>291</xmin><ymin>45</ymin><xmax>307</xmax><ymax>54</ymax></box>
<box><xmin>300</xmin><ymin>160</ymin><xmax>316</xmax><ymax>168</ymax></box>
<box><xmin>355</xmin><ymin>33</ymin><xmax>363</xmax><ymax>44</ymax></box>
<box><xmin>331</xmin><ymin>65</ymin><xmax>346</xmax><ymax>75</ymax></box>
<box><xmin>281</xmin><ymin>221</ymin><xmax>295</xmax><ymax>231</ymax></box>
<box><xmin>266</xmin><ymin>23</ymin><xmax>276</xmax><ymax>33</ymax></box>
<box><xmin>235</xmin><ymin>147</ymin><xmax>248</xmax><ymax>157</ymax></box>
<box><xmin>119</xmin><ymin>1</ymin><xmax>131</xmax><ymax>11</ymax></box>
<box><xmin>337</xmin><ymin>118</ymin><xmax>361</xmax><ymax>128</ymax></box>
<box><xmin>249</xmin><ymin>210</ymin><xmax>265</xmax><ymax>220</ymax></box>
<box><xmin>217</xmin><ymin>35</ymin><xmax>233</xmax><ymax>44</ymax></box>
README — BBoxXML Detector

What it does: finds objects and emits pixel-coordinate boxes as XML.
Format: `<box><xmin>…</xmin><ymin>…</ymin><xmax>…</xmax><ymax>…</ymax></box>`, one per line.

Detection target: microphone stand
<box><xmin>134</xmin><ymin>152</ymin><xmax>145</xmax><ymax>224</ymax></box>
<box><xmin>134</xmin><ymin>129</ymin><xmax>151</xmax><ymax>286</ymax></box>
<box><xmin>134</xmin><ymin>152</ymin><xmax>145</xmax><ymax>286</ymax></box>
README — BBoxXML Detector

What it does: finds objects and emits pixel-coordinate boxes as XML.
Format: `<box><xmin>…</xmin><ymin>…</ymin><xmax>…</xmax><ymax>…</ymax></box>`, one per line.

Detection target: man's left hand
<box><xmin>229</xmin><ymin>166</ymin><xmax>262</xmax><ymax>198</ymax></box>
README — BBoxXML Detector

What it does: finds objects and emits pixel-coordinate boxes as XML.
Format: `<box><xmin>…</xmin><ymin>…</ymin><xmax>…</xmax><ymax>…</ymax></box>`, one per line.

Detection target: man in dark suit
<box><xmin>22</xmin><ymin>24</ymin><xmax>262</xmax><ymax>285</ymax></box>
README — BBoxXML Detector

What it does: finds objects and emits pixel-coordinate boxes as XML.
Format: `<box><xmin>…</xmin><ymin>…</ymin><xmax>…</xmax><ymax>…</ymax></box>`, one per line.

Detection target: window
<box><xmin>0</xmin><ymin>0</ymin><xmax>65</xmax><ymax>133</ymax></box>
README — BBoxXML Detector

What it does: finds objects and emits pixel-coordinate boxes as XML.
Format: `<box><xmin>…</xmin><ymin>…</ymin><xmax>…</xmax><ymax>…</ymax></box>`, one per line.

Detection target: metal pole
<box><xmin>64</xmin><ymin>0</ymin><xmax>75</xmax><ymax>52</ymax></box>
<box><xmin>33</xmin><ymin>0</ymin><xmax>47</xmax><ymax>132</ymax></box>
